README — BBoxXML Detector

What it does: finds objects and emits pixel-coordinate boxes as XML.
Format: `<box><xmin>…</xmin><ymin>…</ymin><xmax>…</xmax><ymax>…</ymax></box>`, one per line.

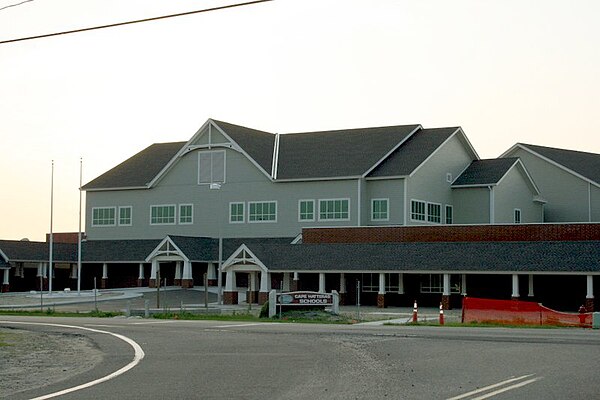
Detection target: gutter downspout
<box><xmin>489</xmin><ymin>185</ymin><xmax>495</xmax><ymax>224</ymax></box>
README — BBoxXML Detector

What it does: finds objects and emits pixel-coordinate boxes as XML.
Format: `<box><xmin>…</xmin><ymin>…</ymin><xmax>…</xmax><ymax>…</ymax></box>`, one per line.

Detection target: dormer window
<box><xmin>198</xmin><ymin>150</ymin><xmax>225</xmax><ymax>185</ymax></box>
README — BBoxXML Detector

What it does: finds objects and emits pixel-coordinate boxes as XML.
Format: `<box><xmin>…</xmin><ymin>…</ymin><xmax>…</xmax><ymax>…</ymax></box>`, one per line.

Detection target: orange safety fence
<box><xmin>462</xmin><ymin>297</ymin><xmax>593</xmax><ymax>328</ymax></box>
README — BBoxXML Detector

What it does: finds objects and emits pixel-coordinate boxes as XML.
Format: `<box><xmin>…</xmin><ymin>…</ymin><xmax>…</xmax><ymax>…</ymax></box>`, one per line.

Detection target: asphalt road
<box><xmin>1</xmin><ymin>316</ymin><xmax>599</xmax><ymax>400</ymax></box>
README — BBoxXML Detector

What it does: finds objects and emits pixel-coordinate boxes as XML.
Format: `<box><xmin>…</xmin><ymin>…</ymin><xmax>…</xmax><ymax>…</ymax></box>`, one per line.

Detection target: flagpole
<box><xmin>77</xmin><ymin>157</ymin><xmax>82</xmax><ymax>295</ymax></box>
<box><xmin>49</xmin><ymin>160</ymin><xmax>54</xmax><ymax>295</ymax></box>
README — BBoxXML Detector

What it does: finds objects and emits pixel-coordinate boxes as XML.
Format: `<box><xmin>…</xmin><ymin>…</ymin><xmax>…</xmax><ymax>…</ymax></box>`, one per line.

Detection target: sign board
<box><xmin>277</xmin><ymin>291</ymin><xmax>333</xmax><ymax>306</ymax></box>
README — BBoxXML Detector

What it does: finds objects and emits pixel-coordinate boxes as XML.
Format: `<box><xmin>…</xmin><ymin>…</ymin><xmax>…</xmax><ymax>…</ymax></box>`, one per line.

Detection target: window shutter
<box><xmin>198</xmin><ymin>152</ymin><xmax>211</xmax><ymax>184</ymax></box>
<box><xmin>212</xmin><ymin>151</ymin><xmax>225</xmax><ymax>183</ymax></box>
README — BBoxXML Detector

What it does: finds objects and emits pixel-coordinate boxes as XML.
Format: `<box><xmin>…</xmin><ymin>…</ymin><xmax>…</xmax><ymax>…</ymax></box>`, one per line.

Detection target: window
<box><xmin>298</xmin><ymin>200</ymin><xmax>315</xmax><ymax>222</ymax></box>
<box><xmin>179</xmin><ymin>204</ymin><xmax>193</xmax><ymax>224</ymax></box>
<box><xmin>319</xmin><ymin>199</ymin><xmax>350</xmax><ymax>221</ymax></box>
<box><xmin>411</xmin><ymin>200</ymin><xmax>426</xmax><ymax>221</ymax></box>
<box><xmin>371</xmin><ymin>199</ymin><xmax>389</xmax><ymax>221</ymax></box>
<box><xmin>445</xmin><ymin>205</ymin><xmax>453</xmax><ymax>225</ymax></box>
<box><xmin>92</xmin><ymin>207</ymin><xmax>116</xmax><ymax>226</ymax></box>
<box><xmin>118</xmin><ymin>206</ymin><xmax>132</xmax><ymax>226</ymax></box>
<box><xmin>361</xmin><ymin>273</ymin><xmax>400</xmax><ymax>292</ymax></box>
<box><xmin>248</xmin><ymin>201</ymin><xmax>277</xmax><ymax>222</ymax></box>
<box><xmin>420</xmin><ymin>274</ymin><xmax>461</xmax><ymax>294</ymax></box>
<box><xmin>230</xmin><ymin>202</ymin><xmax>244</xmax><ymax>223</ymax></box>
<box><xmin>427</xmin><ymin>203</ymin><xmax>441</xmax><ymax>223</ymax></box>
<box><xmin>514</xmin><ymin>209</ymin><xmax>521</xmax><ymax>224</ymax></box>
<box><xmin>198</xmin><ymin>150</ymin><xmax>225</xmax><ymax>185</ymax></box>
<box><xmin>150</xmin><ymin>205</ymin><xmax>176</xmax><ymax>225</ymax></box>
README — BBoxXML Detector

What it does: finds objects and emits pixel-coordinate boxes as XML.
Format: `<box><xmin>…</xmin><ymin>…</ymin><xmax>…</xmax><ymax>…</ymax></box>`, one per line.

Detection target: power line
<box><xmin>0</xmin><ymin>0</ymin><xmax>34</xmax><ymax>12</ymax></box>
<box><xmin>0</xmin><ymin>0</ymin><xmax>273</xmax><ymax>45</ymax></box>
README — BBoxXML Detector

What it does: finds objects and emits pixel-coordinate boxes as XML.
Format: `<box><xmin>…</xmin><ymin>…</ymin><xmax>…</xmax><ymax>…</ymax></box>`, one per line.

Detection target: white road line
<box><xmin>0</xmin><ymin>321</ymin><xmax>145</xmax><ymax>400</ymax></box>
<box><xmin>470</xmin><ymin>378</ymin><xmax>540</xmax><ymax>400</ymax></box>
<box><xmin>211</xmin><ymin>323</ymin><xmax>269</xmax><ymax>328</ymax></box>
<box><xmin>446</xmin><ymin>374</ymin><xmax>535</xmax><ymax>400</ymax></box>
<box><xmin>129</xmin><ymin>320</ymin><xmax>174</xmax><ymax>325</ymax></box>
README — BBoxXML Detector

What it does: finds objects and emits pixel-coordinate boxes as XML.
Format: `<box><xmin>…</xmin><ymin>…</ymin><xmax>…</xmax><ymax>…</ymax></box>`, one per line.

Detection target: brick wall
<box><xmin>46</xmin><ymin>232</ymin><xmax>86</xmax><ymax>244</ymax></box>
<box><xmin>302</xmin><ymin>223</ymin><xmax>600</xmax><ymax>244</ymax></box>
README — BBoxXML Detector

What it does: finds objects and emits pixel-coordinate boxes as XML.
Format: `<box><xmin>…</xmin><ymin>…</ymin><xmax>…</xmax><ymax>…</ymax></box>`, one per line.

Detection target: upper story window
<box><xmin>198</xmin><ymin>150</ymin><xmax>225</xmax><ymax>185</ymax></box>
<box><xmin>371</xmin><ymin>199</ymin><xmax>389</xmax><ymax>221</ymax></box>
<box><xmin>427</xmin><ymin>203</ymin><xmax>441</xmax><ymax>223</ymax></box>
<box><xmin>151</xmin><ymin>205</ymin><xmax>176</xmax><ymax>225</ymax></box>
<box><xmin>411</xmin><ymin>200</ymin><xmax>426</xmax><ymax>221</ymax></box>
<box><xmin>298</xmin><ymin>200</ymin><xmax>315</xmax><ymax>222</ymax></box>
<box><xmin>92</xmin><ymin>207</ymin><xmax>116</xmax><ymax>227</ymax></box>
<box><xmin>118</xmin><ymin>206</ymin><xmax>132</xmax><ymax>226</ymax></box>
<box><xmin>248</xmin><ymin>201</ymin><xmax>277</xmax><ymax>222</ymax></box>
<box><xmin>319</xmin><ymin>199</ymin><xmax>350</xmax><ymax>221</ymax></box>
<box><xmin>230</xmin><ymin>202</ymin><xmax>245</xmax><ymax>223</ymax></box>
<box><xmin>445</xmin><ymin>205</ymin><xmax>453</xmax><ymax>225</ymax></box>
<box><xmin>514</xmin><ymin>209</ymin><xmax>521</xmax><ymax>224</ymax></box>
<box><xmin>179</xmin><ymin>204</ymin><xmax>193</xmax><ymax>224</ymax></box>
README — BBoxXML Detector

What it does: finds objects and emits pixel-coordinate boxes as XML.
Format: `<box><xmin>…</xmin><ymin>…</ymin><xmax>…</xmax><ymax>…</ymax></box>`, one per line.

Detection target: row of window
<box><xmin>92</xmin><ymin>205</ymin><xmax>193</xmax><ymax>227</ymax></box>
<box><xmin>411</xmin><ymin>200</ymin><xmax>453</xmax><ymax>224</ymax></box>
<box><xmin>360</xmin><ymin>273</ymin><xmax>462</xmax><ymax>294</ymax></box>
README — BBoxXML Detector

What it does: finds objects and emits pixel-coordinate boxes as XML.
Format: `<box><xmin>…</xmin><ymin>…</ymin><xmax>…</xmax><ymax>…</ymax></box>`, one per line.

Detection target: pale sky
<box><xmin>1</xmin><ymin>0</ymin><xmax>599</xmax><ymax>241</ymax></box>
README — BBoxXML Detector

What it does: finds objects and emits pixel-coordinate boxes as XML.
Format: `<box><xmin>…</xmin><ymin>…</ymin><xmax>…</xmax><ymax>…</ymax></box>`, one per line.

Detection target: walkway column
<box><xmin>174</xmin><ymin>261</ymin><xmax>182</xmax><ymax>286</ymax></box>
<box><xmin>137</xmin><ymin>263</ymin><xmax>145</xmax><ymax>287</ymax></box>
<box><xmin>207</xmin><ymin>263</ymin><xmax>217</xmax><ymax>286</ymax></box>
<box><xmin>585</xmin><ymin>275</ymin><xmax>594</xmax><ymax>312</ymax></box>
<box><xmin>528</xmin><ymin>274</ymin><xmax>534</xmax><ymax>297</ymax></box>
<box><xmin>101</xmin><ymin>263</ymin><xmax>108</xmax><ymax>289</ymax></box>
<box><xmin>37</xmin><ymin>262</ymin><xmax>48</xmax><ymax>291</ymax></box>
<box><xmin>377</xmin><ymin>273</ymin><xmax>386</xmax><ymax>308</ymax></box>
<box><xmin>247</xmin><ymin>272</ymin><xmax>258</xmax><ymax>303</ymax></box>
<box><xmin>182</xmin><ymin>261</ymin><xmax>193</xmax><ymax>288</ymax></box>
<box><xmin>461</xmin><ymin>274</ymin><xmax>467</xmax><ymax>296</ymax></box>
<box><xmin>282</xmin><ymin>272</ymin><xmax>291</xmax><ymax>292</ymax></box>
<box><xmin>318</xmin><ymin>273</ymin><xmax>326</xmax><ymax>293</ymax></box>
<box><xmin>398</xmin><ymin>273</ymin><xmax>404</xmax><ymax>295</ymax></box>
<box><xmin>1</xmin><ymin>268</ymin><xmax>9</xmax><ymax>292</ymax></box>
<box><xmin>442</xmin><ymin>273</ymin><xmax>451</xmax><ymax>310</ymax></box>
<box><xmin>258</xmin><ymin>271</ymin><xmax>270</xmax><ymax>305</ymax></box>
<box><xmin>511</xmin><ymin>274</ymin><xmax>520</xmax><ymax>299</ymax></box>
<box><xmin>339</xmin><ymin>273</ymin><xmax>346</xmax><ymax>305</ymax></box>
<box><xmin>291</xmin><ymin>272</ymin><xmax>300</xmax><ymax>291</ymax></box>
<box><xmin>149</xmin><ymin>260</ymin><xmax>158</xmax><ymax>288</ymax></box>
<box><xmin>223</xmin><ymin>270</ymin><xmax>238</xmax><ymax>304</ymax></box>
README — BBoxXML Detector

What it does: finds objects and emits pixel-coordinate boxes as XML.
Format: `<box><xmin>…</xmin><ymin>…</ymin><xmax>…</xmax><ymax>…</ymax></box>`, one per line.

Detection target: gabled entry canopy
<box><xmin>144</xmin><ymin>235</ymin><xmax>219</xmax><ymax>263</ymax></box>
<box><xmin>222</xmin><ymin>244</ymin><xmax>269</xmax><ymax>273</ymax></box>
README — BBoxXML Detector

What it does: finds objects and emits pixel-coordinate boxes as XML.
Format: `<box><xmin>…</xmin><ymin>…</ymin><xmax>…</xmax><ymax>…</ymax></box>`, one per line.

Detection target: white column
<box><xmin>319</xmin><ymin>273</ymin><xmax>326</xmax><ymax>293</ymax></box>
<box><xmin>150</xmin><ymin>260</ymin><xmax>158</xmax><ymax>280</ymax></box>
<box><xmin>378</xmin><ymin>273</ymin><xmax>386</xmax><ymax>295</ymax></box>
<box><xmin>250</xmin><ymin>272</ymin><xmax>258</xmax><ymax>291</ymax></box>
<box><xmin>2</xmin><ymin>269</ymin><xmax>9</xmax><ymax>285</ymax></box>
<box><xmin>283</xmin><ymin>272</ymin><xmax>291</xmax><ymax>292</ymax></box>
<box><xmin>398</xmin><ymin>273</ymin><xmax>404</xmax><ymax>294</ymax></box>
<box><xmin>102</xmin><ymin>263</ymin><xmax>108</xmax><ymax>279</ymax></box>
<box><xmin>461</xmin><ymin>274</ymin><xmax>467</xmax><ymax>296</ymax></box>
<box><xmin>225</xmin><ymin>270</ymin><xmax>234</xmax><ymax>291</ymax></box>
<box><xmin>138</xmin><ymin>263</ymin><xmax>145</xmax><ymax>279</ymax></box>
<box><xmin>512</xmin><ymin>274</ymin><xmax>519</xmax><ymax>298</ymax></box>
<box><xmin>587</xmin><ymin>275</ymin><xmax>594</xmax><ymax>299</ymax></box>
<box><xmin>260</xmin><ymin>271</ymin><xmax>270</xmax><ymax>292</ymax></box>
<box><xmin>207</xmin><ymin>263</ymin><xmax>216</xmax><ymax>280</ymax></box>
<box><xmin>70</xmin><ymin>264</ymin><xmax>77</xmax><ymax>279</ymax></box>
<box><xmin>340</xmin><ymin>273</ymin><xmax>346</xmax><ymax>294</ymax></box>
<box><xmin>174</xmin><ymin>261</ymin><xmax>182</xmax><ymax>280</ymax></box>
<box><xmin>443</xmin><ymin>273</ymin><xmax>451</xmax><ymax>296</ymax></box>
<box><xmin>528</xmin><ymin>274</ymin><xmax>534</xmax><ymax>297</ymax></box>
<box><xmin>182</xmin><ymin>261</ymin><xmax>192</xmax><ymax>280</ymax></box>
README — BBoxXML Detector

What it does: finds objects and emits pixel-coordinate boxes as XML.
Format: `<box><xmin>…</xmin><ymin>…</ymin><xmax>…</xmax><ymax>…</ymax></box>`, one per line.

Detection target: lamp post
<box><xmin>209</xmin><ymin>182</ymin><xmax>223</xmax><ymax>305</ymax></box>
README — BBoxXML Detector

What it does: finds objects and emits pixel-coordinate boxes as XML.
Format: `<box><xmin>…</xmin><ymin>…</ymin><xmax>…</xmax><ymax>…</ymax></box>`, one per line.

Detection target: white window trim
<box><xmin>410</xmin><ymin>199</ymin><xmax>426</xmax><ymax>222</ymax></box>
<box><xmin>197</xmin><ymin>150</ymin><xmax>227</xmax><ymax>185</ymax></box>
<box><xmin>178</xmin><ymin>204</ymin><xmax>194</xmax><ymax>225</ymax></box>
<box><xmin>445</xmin><ymin>204</ymin><xmax>453</xmax><ymax>225</ymax></box>
<box><xmin>150</xmin><ymin>204</ymin><xmax>177</xmax><ymax>226</ymax></box>
<box><xmin>247</xmin><ymin>201</ymin><xmax>278</xmax><ymax>223</ymax></box>
<box><xmin>427</xmin><ymin>201</ymin><xmax>442</xmax><ymax>224</ymax></box>
<box><xmin>318</xmin><ymin>198</ymin><xmax>351</xmax><ymax>222</ymax></box>
<box><xmin>370</xmin><ymin>198</ymin><xmax>390</xmax><ymax>221</ymax></box>
<box><xmin>298</xmin><ymin>199</ymin><xmax>315</xmax><ymax>222</ymax></box>
<box><xmin>91</xmin><ymin>206</ymin><xmax>117</xmax><ymax>227</ymax></box>
<box><xmin>514</xmin><ymin>208</ymin><xmax>522</xmax><ymax>224</ymax></box>
<box><xmin>118</xmin><ymin>206</ymin><xmax>133</xmax><ymax>227</ymax></box>
<box><xmin>229</xmin><ymin>202</ymin><xmax>245</xmax><ymax>224</ymax></box>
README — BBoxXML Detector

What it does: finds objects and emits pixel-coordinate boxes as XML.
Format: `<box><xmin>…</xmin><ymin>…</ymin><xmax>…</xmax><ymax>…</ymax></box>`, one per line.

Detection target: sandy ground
<box><xmin>0</xmin><ymin>326</ymin><xmax>103</xmax><ymax>399</ymax></box>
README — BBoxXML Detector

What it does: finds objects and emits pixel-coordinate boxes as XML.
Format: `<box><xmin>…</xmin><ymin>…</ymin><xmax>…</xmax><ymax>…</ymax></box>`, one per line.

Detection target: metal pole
<box><xmin>93</xmin><ymin>276</ymin><xmax>97</xmax><ymax>311</ymax></box>
<box><xmin>49</xmin><ymin>160</ymin><xmax>54</xmax><ymax>295</ymax></box>
<box><xmin>279</xmin><ymin>281</ymin><xmax>283</xmax><ymax>319</ymax></box>
<box><xmin>356</xmin><ymin>280</ymin><xmax>360</xmax><ymax>320</ymax></box>
<box><xmin>77</xmin><ymin>157</ymin><xmax>82</xmax><ymax>295</ymax></box>
<box><xmin>40</xmin><ymin>274</ymin><xmax>43</xmax><ymax>312</ymax></box>
<box><xmin>163</xmin><ymin>278</ymin><xmax>167</xmax><ymax>313</ymax></box>
<box><xmin>247</xmin><ymin>273</ymin><xmax>251</xmax><ymax>312</ymax></box>
<box><xmin>156</xmin><ymin>268</ymin><xmax>160</xmax><ymax>308</ymax></box>
<box><xmin>204</xmin><ymin>272</ymin><xmax>208</xmax><ymax>309</ymax></box>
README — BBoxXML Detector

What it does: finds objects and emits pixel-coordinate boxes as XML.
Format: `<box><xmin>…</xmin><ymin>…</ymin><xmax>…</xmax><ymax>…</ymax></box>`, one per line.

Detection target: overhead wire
<box><xmin>0</xmin><ymin>0</ymin><xmax>274</xmax><ymax>45</ymax></box>
<box><xmin>0</xmin><ymin>0</ymin><xmax>34</xmax><ymax>12</ymax></box>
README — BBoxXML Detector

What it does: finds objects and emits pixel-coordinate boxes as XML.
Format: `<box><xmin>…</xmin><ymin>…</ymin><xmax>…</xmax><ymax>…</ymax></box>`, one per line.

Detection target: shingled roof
<box><xmin>452</xmin><ymin>158</ymin><xmax>519</xmax><ymax>186</ymax></box>
<box><xmin>82</xmin><ymin>142</ymin><xmax>186</xmax><ymax>190</ymax></box>
<box><xmin>517</xmin><ymin>143</ymin><xmax>600</xmax><ymax>185</ymax></box>
<box><xmin>0</xmin><ymin>240</ymin><xmax>76</xmax><ymax>262</ymax></box>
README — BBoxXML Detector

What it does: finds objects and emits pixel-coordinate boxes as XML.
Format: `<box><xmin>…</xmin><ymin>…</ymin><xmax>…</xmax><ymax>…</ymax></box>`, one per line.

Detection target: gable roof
<box><xmin>503</xmin><ymin>143</ymin><xmax>600</xmax><ymax>186</ymax></box>
<box><xmin>82</xmin><ymin>142</ymin><xmax>186</xmax><ymax>190</ymax></box>
<box><xmin>368</xmin><ymin>127</ymin><xmax>463</xmax><ymax>178</ymax></box>
<box><xmin>452</xmin><ymin>158</ymin><xmax>519</xmax><ymax>186</ymax></box>
<box><xmin>275</xmin><ymin>124</ymin><xmax>421</xmax><ymax>180</ymax></box>
<box><xmin>0</xmin><ymin>240</ymin><xmax>76</xmax><ymax>262</ymax></box>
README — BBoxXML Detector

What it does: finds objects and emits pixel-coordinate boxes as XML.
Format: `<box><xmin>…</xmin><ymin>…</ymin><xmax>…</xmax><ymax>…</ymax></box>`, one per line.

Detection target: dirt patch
<box><xmin>0</xmin><ymin>326</ymin><xmax>103</xmax><ymax>398</ymax></box>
